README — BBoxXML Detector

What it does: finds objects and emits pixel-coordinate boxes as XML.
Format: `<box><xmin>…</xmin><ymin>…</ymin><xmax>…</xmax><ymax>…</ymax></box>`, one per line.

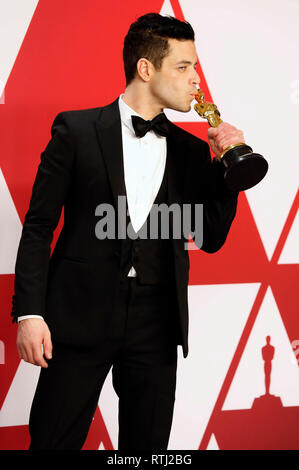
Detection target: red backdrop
<box><xmin>0</xmin><ymin>0</ymin><xmax>298</xmax><ymax>450</ymax></box>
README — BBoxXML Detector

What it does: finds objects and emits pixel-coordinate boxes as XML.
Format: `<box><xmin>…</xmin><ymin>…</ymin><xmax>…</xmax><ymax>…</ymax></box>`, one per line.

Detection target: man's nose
<box><xmin>192</xmin><ymin>70</ymin><xmax>200</xmax><ymax>86</ymax></box>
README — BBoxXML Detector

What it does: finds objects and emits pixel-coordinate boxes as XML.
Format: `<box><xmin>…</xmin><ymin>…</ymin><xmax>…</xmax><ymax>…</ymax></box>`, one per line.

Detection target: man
<box><xmin>11</xmin><ymin>13</ymin><xmax>244</xmax><ymax>449</ymax></box>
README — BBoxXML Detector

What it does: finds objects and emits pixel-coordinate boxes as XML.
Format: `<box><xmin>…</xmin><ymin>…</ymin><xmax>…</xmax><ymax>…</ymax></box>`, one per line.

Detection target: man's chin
<box><xmin>166</xmin><ymin>103</ymin><xmax>191</xmax><ymax>113</ymax></box>
<box><xmin>180</xmin><ymin>104</ymin><xmax>192</xmax><ymax>113</ymax></box>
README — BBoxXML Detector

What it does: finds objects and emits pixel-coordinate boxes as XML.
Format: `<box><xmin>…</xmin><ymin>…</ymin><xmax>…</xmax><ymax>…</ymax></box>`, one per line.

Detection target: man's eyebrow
<box><xmin>175</xmin><ymin>60</ymin><xmax>198</xmax><ymax>66</ymax></box>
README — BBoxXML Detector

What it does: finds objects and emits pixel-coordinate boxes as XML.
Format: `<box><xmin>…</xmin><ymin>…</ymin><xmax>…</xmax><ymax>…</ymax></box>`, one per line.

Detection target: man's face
<box><xmin>149</xmin><ymin>38</ymin><xmax>200</xmax><ymax>112</ymax></box>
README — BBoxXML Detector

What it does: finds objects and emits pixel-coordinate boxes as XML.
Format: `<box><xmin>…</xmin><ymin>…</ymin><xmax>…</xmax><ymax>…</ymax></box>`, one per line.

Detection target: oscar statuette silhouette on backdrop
<box><xmin>211</xmin><ymin>335</ymin><xmax>299</xmax><ymax>449</ymax></box>
<box><xmin>263</xmin><ymin>335</ymin><xmax>275</xmax><ymax>395</ymax></box>
<box><xmin>193</xmin><ymin>88</ymin><xmax>268</xmax><ymax>191</ymax></box>
<box><xmin>251</xmin><ymin>336</ymin><xmax>283</xmax><ymax>410</ymax></box>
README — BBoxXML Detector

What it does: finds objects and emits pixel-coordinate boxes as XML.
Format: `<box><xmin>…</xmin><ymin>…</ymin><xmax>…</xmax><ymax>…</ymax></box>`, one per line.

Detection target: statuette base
<box><xmin>222</xmin><ymin>144</ymin><xmax>268</xmax><ymax>191</ymax></box>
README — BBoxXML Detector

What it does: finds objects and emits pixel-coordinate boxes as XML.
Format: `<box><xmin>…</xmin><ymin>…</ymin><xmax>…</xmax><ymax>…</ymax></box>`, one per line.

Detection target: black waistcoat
<box><xmin>119</xmin><ymin>153</ymin><xmax>175</xmax><ymax>285</ymax></box>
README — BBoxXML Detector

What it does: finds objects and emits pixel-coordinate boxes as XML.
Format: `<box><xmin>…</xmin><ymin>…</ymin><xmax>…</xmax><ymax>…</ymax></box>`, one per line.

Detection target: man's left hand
<box><xmin>207</xmin><ymin>122</ymin><xmax>245</xmax><ymax>160</ymax></box>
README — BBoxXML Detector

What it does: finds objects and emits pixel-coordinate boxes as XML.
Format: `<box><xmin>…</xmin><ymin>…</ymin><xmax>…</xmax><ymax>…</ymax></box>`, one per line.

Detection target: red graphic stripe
<box><xmin>270</xmin><ymin>189</ymin><xmax>299</xmax><ymax>265</ymax></box>
<box><xmin>199</xmin><ymin>282</ymin><xmax>268</xmax><ymax>449</ymax></box>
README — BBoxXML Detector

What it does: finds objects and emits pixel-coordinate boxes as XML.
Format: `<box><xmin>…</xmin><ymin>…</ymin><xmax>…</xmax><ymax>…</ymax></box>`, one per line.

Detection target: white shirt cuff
<box><xmin>17</xmin><ymin>315</ymin><xmax>44</xmax><ymax>323</ymax></box>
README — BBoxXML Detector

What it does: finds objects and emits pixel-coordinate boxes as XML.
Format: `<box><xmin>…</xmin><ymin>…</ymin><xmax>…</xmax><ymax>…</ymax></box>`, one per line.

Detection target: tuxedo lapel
<box><xmin>166</xmin><ymin>122</ymin><xmax>186</xmax><ymax>207</ymax></box>
<box><xmin>95</xmin><ymin>97</ymin><xmax>126</xmax><ymax>209</ymax></box>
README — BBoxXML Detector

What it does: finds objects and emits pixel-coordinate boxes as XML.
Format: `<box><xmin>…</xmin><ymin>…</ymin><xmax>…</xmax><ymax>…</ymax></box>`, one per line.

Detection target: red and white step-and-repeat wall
<box><xmin>0</xmin><ymin>0</ymin><xmax>298</xmax><ymax>450</ymax></box>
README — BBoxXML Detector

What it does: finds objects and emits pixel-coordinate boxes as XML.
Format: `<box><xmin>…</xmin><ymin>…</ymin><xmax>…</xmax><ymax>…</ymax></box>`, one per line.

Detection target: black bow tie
<box><xmin>131</xmin><ymin>113</ymin><xmax>169</xmax><ymax>138</ymax></box>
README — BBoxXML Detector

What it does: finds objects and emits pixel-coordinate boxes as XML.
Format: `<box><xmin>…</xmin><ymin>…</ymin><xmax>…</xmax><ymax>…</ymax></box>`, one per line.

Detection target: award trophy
<box><xmin>194</xmin><ymin>88</ymin><xmax>268</xmax><ymax>191</ymax></box>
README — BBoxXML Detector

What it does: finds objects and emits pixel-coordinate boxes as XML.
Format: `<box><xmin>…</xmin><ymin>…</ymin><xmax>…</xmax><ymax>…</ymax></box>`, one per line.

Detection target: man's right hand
<box><xmin>16</xmin><ymin>318</ymin><xmax>53</xmax><ymax>368</ymax></box>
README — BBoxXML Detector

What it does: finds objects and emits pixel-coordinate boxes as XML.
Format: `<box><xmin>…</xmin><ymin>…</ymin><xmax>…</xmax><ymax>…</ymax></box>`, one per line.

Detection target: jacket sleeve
<box><xmin>11</xmin><ymin>112</ymin><xmax>74</xmax><ymax>323</ymax></box>
<box><xmin>188</xmin><ymin>139</ymin><xmax>239</xmax><ymax>253</ymax></box>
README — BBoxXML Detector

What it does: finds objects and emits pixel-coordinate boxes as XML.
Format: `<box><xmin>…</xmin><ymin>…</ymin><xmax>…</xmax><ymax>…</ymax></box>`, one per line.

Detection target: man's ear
<box><xmin>136</xmin><ymin>57</ymin><xmax>155</xmax><ymax>82</ymax></box>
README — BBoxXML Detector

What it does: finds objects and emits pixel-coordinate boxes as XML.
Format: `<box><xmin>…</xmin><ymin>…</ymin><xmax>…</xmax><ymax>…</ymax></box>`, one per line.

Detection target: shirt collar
<box><xmin>118</xmin><ymin>93</ymin><xmax>143</xmax><ymax>136</ymax></box>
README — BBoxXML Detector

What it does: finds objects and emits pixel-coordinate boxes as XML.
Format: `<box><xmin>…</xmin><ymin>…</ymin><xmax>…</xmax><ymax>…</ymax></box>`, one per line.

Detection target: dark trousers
<box><xmin>29</xmin><ymin>277</ymin><xmax>180</xmax><ymax>450</ymax></box>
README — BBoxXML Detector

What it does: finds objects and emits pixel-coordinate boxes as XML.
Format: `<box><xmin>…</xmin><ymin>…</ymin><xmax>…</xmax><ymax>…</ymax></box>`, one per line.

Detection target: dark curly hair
<box><xmin>123</xmin><ymin>13</ymin><xmax>195</xmax><ymax>86</ymax></box>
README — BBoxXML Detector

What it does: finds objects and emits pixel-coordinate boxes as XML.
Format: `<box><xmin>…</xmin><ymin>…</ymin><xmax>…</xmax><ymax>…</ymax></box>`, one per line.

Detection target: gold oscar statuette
<box><xmin>194</xmin><ymin>88</ymin><xmax>268</xmax><ymax>191</ymax></box>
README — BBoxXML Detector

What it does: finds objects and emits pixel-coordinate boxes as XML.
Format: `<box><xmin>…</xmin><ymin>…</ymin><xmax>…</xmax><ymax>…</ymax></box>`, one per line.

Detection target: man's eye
<box><xmin>179</xmin><ymin>66</ymin><xmax>186</xmax><ymax>71</ymax></box>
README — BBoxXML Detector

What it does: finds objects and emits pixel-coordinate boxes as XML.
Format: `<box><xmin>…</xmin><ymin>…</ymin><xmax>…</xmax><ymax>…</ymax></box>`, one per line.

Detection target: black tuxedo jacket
<box><xmin>11</xmin><ymin>97</ymin><xmax>238</xmax><ymax>358</ymax></box>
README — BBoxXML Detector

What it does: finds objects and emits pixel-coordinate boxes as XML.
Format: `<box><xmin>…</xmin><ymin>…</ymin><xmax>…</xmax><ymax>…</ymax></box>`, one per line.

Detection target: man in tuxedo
<box><xmin>11</xmin><ymin>13</ymin><xmax>244</xmax><ymax>449</ymax></box>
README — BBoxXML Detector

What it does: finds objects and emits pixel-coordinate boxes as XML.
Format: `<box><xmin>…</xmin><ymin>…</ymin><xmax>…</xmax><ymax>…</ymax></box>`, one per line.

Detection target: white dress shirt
<box><xmin>18</xmin><ymin>94</ymin><xmax>167</xmax><ymax>322</ymax></box>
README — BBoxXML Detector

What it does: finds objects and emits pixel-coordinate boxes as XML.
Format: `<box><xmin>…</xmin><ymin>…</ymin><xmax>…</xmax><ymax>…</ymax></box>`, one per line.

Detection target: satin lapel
<box><xmin>166</xmin><ymin>122</ymin><xmax>186</xmax><ymax>207</ymax></box>
<box><xmin>94</xmin><ymin>97</ymin><xmax>126</xmax><ymax>208</ymax></box>
<box><xmin>166</xmin><ymin>122</ymin><xmax>188</xmax><ymax>255</ymax></box>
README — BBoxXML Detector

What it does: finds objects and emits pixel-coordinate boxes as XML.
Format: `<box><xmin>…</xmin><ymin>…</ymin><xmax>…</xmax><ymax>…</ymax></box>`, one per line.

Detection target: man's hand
<box><xmin>16</xmin><ymin>318</ymin><xmax>52</xmax><ymax>368</ymax></box>
<box><xmin>207</xmin><ymin>122</ymin><xmax>245</xmax><ymax>160</ymax></box>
